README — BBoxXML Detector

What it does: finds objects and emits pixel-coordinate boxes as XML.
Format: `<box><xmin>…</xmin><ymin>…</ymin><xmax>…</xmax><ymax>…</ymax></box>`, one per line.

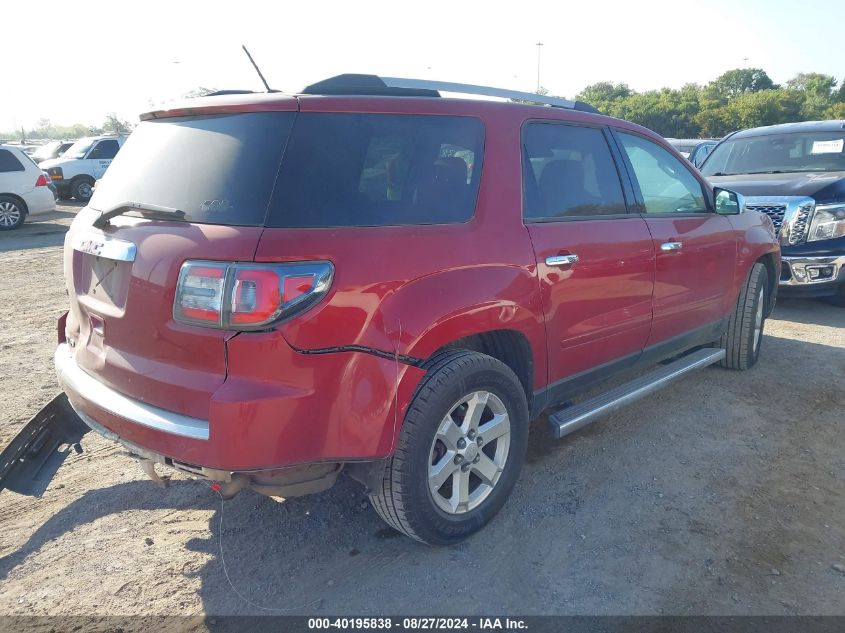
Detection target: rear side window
<box><xmin>0</xmin><ymin>149</ymin><xmax>25</xmax><ymax>173</ymax></box>
<box><xmin>89</xmin><ymin>113</ymin><xmax>296</xmax><ymax>226</ymax></box>
<box><xmin>266</xmin><ymin>113</ymin><xmax>484</xmax><ymax>228</ymax></box>
<box><xmin>522</xmin><ymin>123</ymin><xmax>626</xmax><ymax>220</ymax></box>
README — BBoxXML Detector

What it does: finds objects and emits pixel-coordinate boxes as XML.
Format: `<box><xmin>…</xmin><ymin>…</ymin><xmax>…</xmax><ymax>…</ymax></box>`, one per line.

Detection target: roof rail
<box><xmin>301</xmin><ymin>74</ymin><xmax>599</xmax><ymax>113</ymax></box>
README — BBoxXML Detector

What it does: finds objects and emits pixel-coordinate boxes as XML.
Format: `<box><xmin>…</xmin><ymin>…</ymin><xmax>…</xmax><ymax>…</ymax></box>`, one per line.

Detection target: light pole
<box><xmin>535</xmin><ymin>42</ymin><xmax>543</xmax><ymax>93</ymax></box>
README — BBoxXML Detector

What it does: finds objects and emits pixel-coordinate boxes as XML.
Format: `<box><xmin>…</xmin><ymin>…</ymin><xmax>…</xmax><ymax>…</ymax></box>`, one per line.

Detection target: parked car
<box><xmin>0</xmin><ymin>144</ymin><xmax>57</xmax><ymax>230</ymax></box>
<box><xmin>690</xmin><ymin>140</ymin><xmax>719</xmax><ymax>168</ymax></box>
<box><xmin>40</xmin><ymin>134</ymin><xmax>127</xmax><ymax>201</ymax></box>
<box><xmin>702</xmin><ymin>120</ymin><xmax>845</xmax><ymax>306</ymax></box>
<box><xmin>665</xmin><ymin>138</ymin><xmax>699</xmax><ymax>158</ymax></box>
<box><xmin>0</xmin><ymin>76</ymin><xmax>779</xmax><ymax>544</ymax></box>
<box><xmin>32</xmin><ymin>140</ymin><xmax>75</xmax><ymax>165</ymax></box>
<box><xmin>666</xmin><ymin>138</ymin><xmax>719</xmax><ymax>163</ymax></box>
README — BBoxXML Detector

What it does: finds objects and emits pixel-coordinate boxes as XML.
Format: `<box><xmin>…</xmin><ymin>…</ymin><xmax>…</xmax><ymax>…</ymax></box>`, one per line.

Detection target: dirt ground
<box><xmin>0</xmin><ymin>204</ymin><xmax>843</xmax><ymax>617</ymax></box>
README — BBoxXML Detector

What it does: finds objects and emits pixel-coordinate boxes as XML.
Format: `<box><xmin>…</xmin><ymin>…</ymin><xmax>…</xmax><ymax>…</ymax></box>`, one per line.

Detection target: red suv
<box><xmin>5</xmin><ymin>75</ymin><xmax>780</xmax><ymax>544</ymax></box>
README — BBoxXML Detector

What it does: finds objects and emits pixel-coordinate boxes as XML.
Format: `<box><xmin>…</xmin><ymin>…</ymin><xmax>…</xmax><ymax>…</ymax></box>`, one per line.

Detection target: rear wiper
<box><xmin>92</xmin><ymin>202</ymin><xmax>186</xmax><ymax>228</ymax></box>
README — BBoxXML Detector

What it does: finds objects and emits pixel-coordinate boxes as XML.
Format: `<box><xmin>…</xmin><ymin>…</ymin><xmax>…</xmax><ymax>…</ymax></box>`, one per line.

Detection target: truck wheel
<box><xmin>0</xmin><ymin>195</ymin><xmax>25</xmax><ymax>230</ymax></box>
<box><xmin>718</xmin><ymin>262</ymin><xmax>768</xmax><ymax>370</ymax></box>
<box><xmin>71</xmin><ymin>177</ymin><xmax>95</xmax><ymax>201</ymax></box>
<box><xmin>370</xmin><ymin>349</ymin><xmax>528</xmax><ymax>545</ymax></box>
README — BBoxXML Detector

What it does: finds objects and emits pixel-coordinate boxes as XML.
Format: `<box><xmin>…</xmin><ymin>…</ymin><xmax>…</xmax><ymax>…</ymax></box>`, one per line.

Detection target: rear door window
<box><xmin>266</xmin><ymin>113</ymin><xmax>484</xmax><ymax>227</ymax></box>
<box><xmin>0</xmin><ymin>149</ymin><xmax>25</xmax><ymax>173</ymax></box>
<box><xmin>522</xmin><ymin>123</ymin><xmax>627</xmax><ymax>220</ymax></box>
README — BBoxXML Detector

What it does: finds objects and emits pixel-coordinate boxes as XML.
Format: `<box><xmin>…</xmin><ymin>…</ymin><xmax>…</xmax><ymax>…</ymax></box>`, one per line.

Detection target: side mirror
<box><xmin>714</xmin><ymin>187</ymin><xmax>743</xmax><ymax>215</ymax></box>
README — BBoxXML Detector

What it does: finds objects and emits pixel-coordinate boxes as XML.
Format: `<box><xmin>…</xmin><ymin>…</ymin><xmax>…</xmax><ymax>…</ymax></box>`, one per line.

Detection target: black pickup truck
<box><xmin>701</xmin><ymin>120</ymin><xmax>845</xmax><ymax>305</ymax></box>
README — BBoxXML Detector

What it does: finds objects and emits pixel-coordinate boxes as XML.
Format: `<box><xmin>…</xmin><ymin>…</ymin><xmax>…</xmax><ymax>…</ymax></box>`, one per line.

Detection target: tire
<box><xmin>369</xmin><ymin>349</ymin><xmax>529</xmax><ymax>545</ymax></box>
<box><xmin>0</xmin><ymin>195</ymin><xmax>25</xmax><ymax>231</ymax></box>
<box><xmin>718</xmin><ymin>262</ymin><xmax>768</xmax><ymax>370</ymax></box>
<box><xmin>70</xmin><ymin>177</ymin><xmax>95</xmax><ymax>201</ymax></box>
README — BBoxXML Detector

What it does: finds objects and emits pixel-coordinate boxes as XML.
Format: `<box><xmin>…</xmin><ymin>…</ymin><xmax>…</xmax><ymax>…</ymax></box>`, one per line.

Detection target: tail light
<box><xmin>35</xmin><ymin>173</ymin><xmax>50</xmax><ymax>187</ymax></box>
<box><xmin>173</xmin><ymin>260</ymin><xmax>333</xmax><ymax>331</ymax></box>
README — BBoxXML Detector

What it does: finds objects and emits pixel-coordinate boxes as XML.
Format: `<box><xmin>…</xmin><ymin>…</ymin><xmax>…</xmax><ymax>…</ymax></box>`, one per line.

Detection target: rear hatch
<box><xmin>63</xmin><ymin>102</ymin><xmax>297</xmax><ymax>419</ymax></box>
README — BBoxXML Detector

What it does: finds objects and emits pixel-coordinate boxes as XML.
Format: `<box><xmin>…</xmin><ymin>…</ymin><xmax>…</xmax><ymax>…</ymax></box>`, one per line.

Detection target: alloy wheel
<box><xmin>0</xmin><ymin>201</ymin><xmax>21</xmax><ymax>227</ymax></box>
<box><xmin>428</xmin><ymin>390</ymin><xmax>511</xmax><ymax>515</ymax></box>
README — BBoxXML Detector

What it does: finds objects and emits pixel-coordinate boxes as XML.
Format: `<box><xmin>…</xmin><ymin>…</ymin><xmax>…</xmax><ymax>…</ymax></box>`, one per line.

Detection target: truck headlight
<box><xmin>807</xmin><ymin>203</ymin><xmax>845</xmax><ymax>242</ymax></box>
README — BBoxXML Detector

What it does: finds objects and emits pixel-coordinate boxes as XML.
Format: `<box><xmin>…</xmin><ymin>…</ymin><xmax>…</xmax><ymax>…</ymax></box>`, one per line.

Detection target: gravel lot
<box><xmin>0</xmin><ymin>204</ymin><xmax>843</xmax><ymax>617</ymax></box>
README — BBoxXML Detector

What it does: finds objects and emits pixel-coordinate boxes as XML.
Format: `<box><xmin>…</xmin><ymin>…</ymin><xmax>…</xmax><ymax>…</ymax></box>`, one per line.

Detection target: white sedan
<box><xmin>0</xmin><ymin>144</ymin><xmax>57</xmax><ymax>230</ymax></box>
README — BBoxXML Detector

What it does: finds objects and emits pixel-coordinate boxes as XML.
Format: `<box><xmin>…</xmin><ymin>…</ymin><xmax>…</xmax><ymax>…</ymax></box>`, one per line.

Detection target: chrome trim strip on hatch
<box><xmin>71</xmin><ymin>229</ymin><xmax>137</xmax><ymax>262</ymax></box>
<box><xmin>54</xmin><ymin>344</ymin><xmax>209</xmax><ymax>440</ymax></box>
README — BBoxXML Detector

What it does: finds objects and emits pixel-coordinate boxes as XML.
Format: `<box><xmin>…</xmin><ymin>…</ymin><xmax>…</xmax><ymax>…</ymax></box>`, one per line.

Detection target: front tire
<box><xmin>71</xmin><ymin>177</ymin><xmax>95</xmax><ymax>201</ymax></box>
<box><xmin>719</xmin><ymin>262</ymin><xmax>768</xmax><ymax>370</ymax></box>
<box><xmin>0</xmin><ymin>196</ymin><xmax>25</xmax><ymax>230</ymax></box>
<box><xmin>370</xmin><ymin>349</ymin><xmax>528</xmax><ymax>545</ymax></box>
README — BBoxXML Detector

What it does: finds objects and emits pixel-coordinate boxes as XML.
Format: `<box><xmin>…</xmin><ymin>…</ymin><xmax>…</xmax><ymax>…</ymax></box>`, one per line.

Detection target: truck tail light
<box><xmin>174</xmin><ymin>260</ymin><xmax>333</xmax><ymax>331</ymax></box>
<box><xmin>35</xmin><ymin>173</ymin><xmax>49</xmax><ymax>187</ymax></box>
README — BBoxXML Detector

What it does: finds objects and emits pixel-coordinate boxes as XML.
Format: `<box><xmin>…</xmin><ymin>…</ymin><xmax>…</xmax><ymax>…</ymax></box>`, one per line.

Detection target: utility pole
<box><xmin>535</xmin><ymin>42</ymin><xmax>544</xmax><ymax>93</ymax></box>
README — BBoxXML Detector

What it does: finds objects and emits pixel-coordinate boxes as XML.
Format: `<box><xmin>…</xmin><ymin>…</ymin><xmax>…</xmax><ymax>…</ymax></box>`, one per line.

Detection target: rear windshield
<box><xmin>90</xmin><ymin>113</ymin><xmax>294</xmax><ymax>226</ymax></box>
<box><xmin>701</xmin><ymin>131</ymin><xmax>845</xmax><ymax>176</ymax></box>
<box><xmin>267</xmin><ymin>113</ymin><xmax>484</xmax><ymax>227</ymax></box>
<box><xmin>89</xmin><ymin>111</ymin><xmax>484</xmax><ymax>228</ymax></box>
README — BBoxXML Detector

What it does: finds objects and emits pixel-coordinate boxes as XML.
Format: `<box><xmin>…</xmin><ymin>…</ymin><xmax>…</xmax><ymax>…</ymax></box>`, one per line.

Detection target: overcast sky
<box><xmin>2</xmin><ymin>0</ymin><xmax>844</xmax><ymax>132</ymax></box>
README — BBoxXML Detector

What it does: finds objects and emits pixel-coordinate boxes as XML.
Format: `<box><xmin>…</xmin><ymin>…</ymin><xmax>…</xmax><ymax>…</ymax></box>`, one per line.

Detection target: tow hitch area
<box><xmin>0</xmin><ymin>393</ymin><xmax>90</xmax><ymax>497</ymax></box>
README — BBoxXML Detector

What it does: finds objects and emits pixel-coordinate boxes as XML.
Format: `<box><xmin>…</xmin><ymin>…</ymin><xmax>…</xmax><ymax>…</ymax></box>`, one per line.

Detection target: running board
<box><xmin>548</xmin><ymin>348</ymin><xmax>726</xmax><ymax>439</ymax></box>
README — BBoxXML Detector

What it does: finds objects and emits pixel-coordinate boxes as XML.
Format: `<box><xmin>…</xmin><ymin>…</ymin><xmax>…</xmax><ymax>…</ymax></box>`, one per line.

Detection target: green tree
<box><xmin>102</xmin><ymin>113</ymin><xmax>133</xmax><ymax>135</ymax></box>
<box><xmin>824</xmin><ymin>102</ymin><xmax>845</xmax><ymax>119</ymax></box>
<box><xmin>785</xmin><ymin>73</ymin><xmax>838</xmax><ymax>119</ymax></box>
<box><xmin>708</xmin><ymin>68</ymin><xmax>776</xmax><ymax>100</ymax></box>
<box><xmin>576</xmin><ymin>82</ymin><xmax>632</xmax><ymax>112</ymax></box>
<box><xmin>786</xmin><ymin>72</ymin><xmax>837</xmax><ymax>98</ymax></box>
<box><xmin>721</xmin><ymin>89</ymin><xmax>804</xmax><ymax>131</ymax></box>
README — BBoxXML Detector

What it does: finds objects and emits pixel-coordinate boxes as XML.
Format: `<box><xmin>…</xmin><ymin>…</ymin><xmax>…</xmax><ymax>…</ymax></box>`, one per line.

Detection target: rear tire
<box><xmin>369</xmin><ymin>349</ymin><xmax>528</xmax><ymax>545</ymax></box>
<box><xmin>718</xmin><ymin>262</ymin><xmax>768</xmax><ymax>370</ymax></box>
<box><xmin>0</xmin><ymin>195</ymin><xmax>25</xmax><ymax>230</ymax></box>
<box><xmin>71</xmin><ymin>177</ymin><xmax>95</xmax><ymax>201</ymax></box>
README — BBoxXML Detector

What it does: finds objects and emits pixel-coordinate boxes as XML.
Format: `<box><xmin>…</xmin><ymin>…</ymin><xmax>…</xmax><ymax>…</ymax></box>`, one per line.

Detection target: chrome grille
<box><xmin>746</xmin><ymin>203</ymin><xmax>787</xmax><ymax>234</ymax></box>
<box><xmin>789</xmin><ymin>204</ymin><xmax>813</xmax><ymax>245</ymax></box>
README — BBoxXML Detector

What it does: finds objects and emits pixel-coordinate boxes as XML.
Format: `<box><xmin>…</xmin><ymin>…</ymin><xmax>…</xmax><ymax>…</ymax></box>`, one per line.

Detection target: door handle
<box><xmin>660</xmin><ymin>242</ymin><xmax>683</xmax><ymax>252</ymax></box>
<box><xmin>545</xmin><ymin>254</ymin><xmax>580</xmax><ymax>267</ymax></box>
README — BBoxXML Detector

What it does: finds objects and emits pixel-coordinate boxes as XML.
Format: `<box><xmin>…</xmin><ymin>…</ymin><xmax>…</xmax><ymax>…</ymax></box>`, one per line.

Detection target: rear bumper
<box><xmin>779</xmin><ymin>253</ymin><xmax>845</xmax><ymax>298</ymax></box>
<box><xmin>55</xmin><ymin>340</ymin><xmax>425</xmax><ymax>472</ymax></box>
<box><xmin>22</xmin><ymin>186</ymin><xmax>57</xmax><ymax>215</ymax></box>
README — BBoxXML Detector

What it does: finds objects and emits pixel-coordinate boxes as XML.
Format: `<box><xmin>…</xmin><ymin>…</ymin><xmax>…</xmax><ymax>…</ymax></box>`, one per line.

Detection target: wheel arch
<box><xmin>435</xmin><ymin>329</ymin><xmax>535</xmax><ymax>410</ymax></box>
<box><xmin>0</xmin><ymin>193</ymin><xmax>28</xmax><ymax>214</ymax></box>
<box><xmin>755</xmin><ymin>252</ymin><xmax>779</xmax><ymax>317</ymax></box>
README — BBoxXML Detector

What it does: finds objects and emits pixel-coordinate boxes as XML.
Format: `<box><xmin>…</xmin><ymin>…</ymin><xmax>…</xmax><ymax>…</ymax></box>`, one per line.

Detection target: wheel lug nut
<box><xmin>461</xmin><ymin>463</ymin><xmax>471</xmax><ymax>472</ymax></box>
<box><xmin>457</xmin><ymin>438</ymin><xmax>467</xmax><ymax>449</ymax></box>
<box><xmin>473</xmin><ymin>454</ymin><xmax>480</xmax><ymax>463</ymax></box>
<box><xmin>467</xmin><ymin>430</ymin><xmax>476</xmax><ymax>440</ymax></box>
<box><xmin>454</xmin><ymin>454</ymin><xmax>463</xmax><ymax>464</ymax></box>
<box><xmin>476</xmin><ymin>437</ymin><xmax>483</xmax><ymax>446</ymax></box>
